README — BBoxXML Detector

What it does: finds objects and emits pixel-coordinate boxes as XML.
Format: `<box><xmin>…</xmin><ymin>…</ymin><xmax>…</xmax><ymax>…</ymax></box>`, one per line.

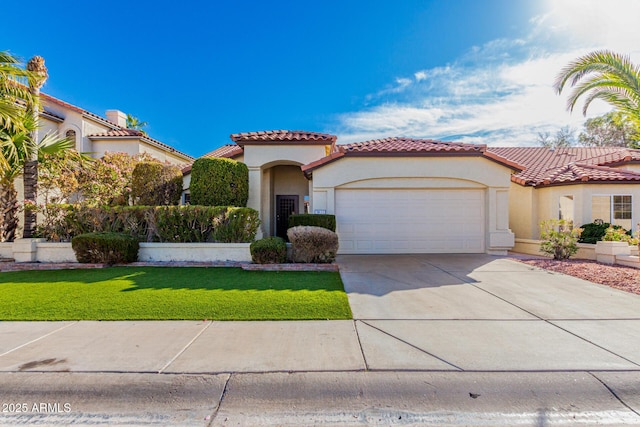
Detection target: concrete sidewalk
<box><xmin>1</xmin><ymin>255</ymin><xmax>640</xmax><ymax>425</ymax></box>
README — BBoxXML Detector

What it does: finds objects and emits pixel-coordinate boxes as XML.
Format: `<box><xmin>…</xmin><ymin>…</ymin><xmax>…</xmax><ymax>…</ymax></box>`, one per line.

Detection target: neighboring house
<box><xmin>487</xmin><ymin>146</ymin><xmax>640</xmax><ymax>240</ymax></box>
<box><xmin>191</xmin><ymin>131</ymin><xmax>519</xmax><ymax>255</ymax></box>
<box><xmin>39</xmin><ymin>93</ymin><xmax>193</xmax><ymax>165</ymax></box>
<box><xmin>21</xmin><ymin>93</ymin><xmax>194</xmax><ymax>205</ymax></box>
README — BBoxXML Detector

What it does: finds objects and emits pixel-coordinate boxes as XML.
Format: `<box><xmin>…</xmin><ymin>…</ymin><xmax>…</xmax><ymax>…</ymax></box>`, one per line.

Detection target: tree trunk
<box><xmin>23</xmin><ymin>160</ymin><xmax>38</xmax><ymax>238</ymax></box>
<box><xmin>0</xmin><ymin>178</ymin><xmax>19</xmax><ymax>242</ymax></box>
<box><xmin>24</xmin><ymin>56</ymin><xmax>47</xmax><ymax>239</ymax></box>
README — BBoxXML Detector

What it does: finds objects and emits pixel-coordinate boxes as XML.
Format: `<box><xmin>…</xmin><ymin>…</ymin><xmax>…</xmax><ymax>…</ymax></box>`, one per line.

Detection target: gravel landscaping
<box><xmin>514</xmin><ymin>258</ymin><xmax>640</xmax><ymax>296</ymax></box>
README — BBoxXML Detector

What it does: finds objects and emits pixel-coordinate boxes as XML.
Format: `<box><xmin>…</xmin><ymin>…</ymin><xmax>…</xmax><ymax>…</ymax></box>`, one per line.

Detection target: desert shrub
<box><xmin>287</xmin><ymin>225</ymin><xmax>339</xmax><ymax>263</ymax></box>
<box><xmin>150</xmin><ymin>206</ymin><xmax>225</xmax><ymax>242</ymax></box>
<box><xmin>288</xmin><ymin>214</ymin><xmax>336</xmax><ymax>231</ymax></box>
<box><xmin>37</xmin><ymin>205</ymin><xmax>260</xmax><ymax>243</ymax></box>
<box><xmin>539</xmin><ymin>219</ymin><xmax>582</xmax><ymax>260</ymax></box>
<box><xmin>190</xmin><ymin>158</ymin><xmax>249</xmax><ymax>206</ymax></box>
<box><xmin>71</xmin><ymin>232</ymin><xmax>139</xmax><ymax>264</ymax></box>
<box><xmin>250</xmin><ymin>237</ymin><xmax>287</xmax><ymax>264</ymax></box>
<box><xmin>132</xmin><ymin>162</ymin><xmax>183</xmax><ymax>206</ymax></box>
<box><xmin>36</xmin><ymin>204</ymin><xmax>76</xmax><ymax>242</ymax></box>
<box><xmin>211</xmin><ymin>207</ymin><xmax>261</xmax><ymax>243</ymax></box>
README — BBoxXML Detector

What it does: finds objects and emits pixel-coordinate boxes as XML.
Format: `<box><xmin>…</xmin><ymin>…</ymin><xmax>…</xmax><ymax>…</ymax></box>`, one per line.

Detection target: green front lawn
<box><xmin>0</xmin><ymin>267</ymin><xmax>352</xmax><ymax>321</ymax></box>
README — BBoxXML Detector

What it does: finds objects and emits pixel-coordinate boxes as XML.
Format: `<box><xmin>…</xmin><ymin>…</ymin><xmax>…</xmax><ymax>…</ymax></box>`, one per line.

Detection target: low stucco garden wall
<box><xmin>513</xmin><ymin>238</ymin><xmax>640</xmax><ymax>268</ymax></box>
<box><xmin>4</xmin><ymin>239</ymin><xmax>252</xmax><ymax>263</ymax></box>
<box><xmin>138</xmin><ymin>242</ymin><xmax>251</xmax><ymax>262</ymax></box>
<box><xmin>513</xmin><ymin>238</ymin><xmax>597</xmax><ymax>260</ymax></box>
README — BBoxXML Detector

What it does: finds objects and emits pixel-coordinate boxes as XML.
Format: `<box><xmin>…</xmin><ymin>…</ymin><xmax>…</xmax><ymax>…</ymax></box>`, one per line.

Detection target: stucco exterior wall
<box><xmin>139</xmin><ymin>142</ymin><xmax>190</xmax><ymax>166</ymax></box>
<box><xmin>243</xmin><ymin>145</ymin><xmax>328</xmax><ymax>169</ymax></box>
<box><xmin>311</xmin><ymin>156</ymin><xmax>512</xmax><ymax>190</ymax></box>
<box><xmin>310</xmin><ymin>156</ymin><xmax>515</xmax><ymax>254</ymax></box>
<box><xmin>508</xmin><ymin>183</ymin><xmax>537</xmax><ymax>239</ymax></box>
<box><xmin>512</xmin><ymin>182</ymin><xmax>640</xmax><ymax>239</ymax></box>
<box><xmin>91</xmin><ymin>139</ymin><xmax>139</xmax><ymax>157</ymax></box>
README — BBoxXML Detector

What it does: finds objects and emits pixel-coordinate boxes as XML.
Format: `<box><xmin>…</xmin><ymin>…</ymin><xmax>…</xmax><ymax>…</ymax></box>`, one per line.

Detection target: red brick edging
<box><xmin>0</xmin><ymin>261</ymin><xmax>338</xmax><ymax>272</ymax></box>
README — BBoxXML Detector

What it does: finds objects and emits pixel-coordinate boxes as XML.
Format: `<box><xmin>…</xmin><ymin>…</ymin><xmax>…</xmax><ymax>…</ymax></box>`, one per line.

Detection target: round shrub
<box><xmin>250</xmin><ymin>236</ymin><xmax>287</xmax><ymax>264</ymax></box>
<box><xmin>190</xmin><ymin>158</ymin><xmax>249</xmax><ymax>207</ymax></box>
<box><xmin>71</xmin><ymin>232</ymin><xmax>139</xmax><ymax>265</ymax></box>
<box><xmin>287</xmin><ymin>226</ymin><xmax>339</xmax><ymax>263</ymax></box>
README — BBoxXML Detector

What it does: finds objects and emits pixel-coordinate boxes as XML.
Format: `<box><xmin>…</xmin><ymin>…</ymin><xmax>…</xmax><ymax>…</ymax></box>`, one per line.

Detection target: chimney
<box><xmin>106</xmin><ymin>110</ymin><xmax>127</xmax><ymax>128</ymax></box>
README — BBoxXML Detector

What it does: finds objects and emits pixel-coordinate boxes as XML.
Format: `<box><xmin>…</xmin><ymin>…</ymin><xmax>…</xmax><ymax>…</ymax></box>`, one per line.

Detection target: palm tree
<box><xmin>126</xmin><ymin>114</ymin><xmax>148</xmax><ymax>135</ymax></box>
<box><xmin>554</xmin><ymin>50</ymin><xmax>640</xmax><ymax>129</ymax></box>
<box><xmin>22</xmin><ymin>56</ymin><xmax>48</xmax><ymax>238</ymax></box>
<box><xmin>0</xmin><ymin>51</ymin><xmax>34</xmax><ymax>169</ymax></box>
<box><xmin>0</xmin><ymin>111</ymin><xmax>73</xmax><ymax>241</ymax></box>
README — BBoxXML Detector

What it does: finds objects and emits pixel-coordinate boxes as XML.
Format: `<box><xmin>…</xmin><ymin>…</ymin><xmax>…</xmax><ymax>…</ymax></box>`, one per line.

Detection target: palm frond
<box><xmin>554</xmin><ymin>50</ymin><xmax>640</xmax><ymax>120</ymax></box>
<box><xmin>37</xmin><ymin>132</ymin><xmax>75</xmax><ymax>157</ymax></box>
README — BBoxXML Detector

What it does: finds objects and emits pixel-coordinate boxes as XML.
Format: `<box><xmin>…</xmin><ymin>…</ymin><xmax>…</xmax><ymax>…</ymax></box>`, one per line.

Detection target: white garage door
<box><xmin>336</xmin><ymin>189</ymin><xmax>485</xmax><ymax>254</ymax></box>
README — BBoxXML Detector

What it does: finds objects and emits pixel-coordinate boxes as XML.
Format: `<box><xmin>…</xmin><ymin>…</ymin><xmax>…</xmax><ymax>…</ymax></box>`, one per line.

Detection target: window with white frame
<box><xmin>591</xmin><ymin>195</ymin><xmax>633</xmax><ymax>230</ymax></box>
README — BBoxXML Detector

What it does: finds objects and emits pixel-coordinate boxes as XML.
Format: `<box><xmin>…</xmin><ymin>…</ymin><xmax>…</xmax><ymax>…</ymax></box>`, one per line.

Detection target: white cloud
<box><xmin>334</xmin><ymin>0</ymin><xmax>640</xmax><ymax>147</ymax></box>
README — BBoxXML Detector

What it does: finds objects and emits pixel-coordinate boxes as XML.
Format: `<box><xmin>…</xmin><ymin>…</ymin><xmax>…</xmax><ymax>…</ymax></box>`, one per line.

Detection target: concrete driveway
<box><xmin>338</xmin><ymin>254</ymin><xmax>640</xmax><ymax>371</ymax></box>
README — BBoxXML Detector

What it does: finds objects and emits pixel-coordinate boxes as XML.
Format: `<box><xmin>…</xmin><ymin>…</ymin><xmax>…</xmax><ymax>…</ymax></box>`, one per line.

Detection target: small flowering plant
<box><xmin>539</xmin><ymin>219</ymin><xmax>582</xmax><ymax>260</ymax></box>
<box><xmin>602</xmin><ymin>226</ymin><xmax>638</xmax><ymax>245</ymax></box>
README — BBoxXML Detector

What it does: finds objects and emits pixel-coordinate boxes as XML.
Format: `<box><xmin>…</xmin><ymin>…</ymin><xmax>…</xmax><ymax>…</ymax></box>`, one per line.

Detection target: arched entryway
<box><xmin>261</xmin><ymin>162</ymin><xmax>309</xmax><ymax>238</ymax></box>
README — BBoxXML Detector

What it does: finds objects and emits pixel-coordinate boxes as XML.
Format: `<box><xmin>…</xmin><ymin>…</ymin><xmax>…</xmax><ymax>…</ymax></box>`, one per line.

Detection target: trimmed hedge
<box><xmin>288</xmin><ymin>214</ymin><xmax>336</xmax><ymax>232</ymax></box>
<box><xmin>287</xmin><ymin>226</ymin><xmax>339</xmax><ymax>263</ymax></box>
<box><xmin>250</xmin><ymin>237</ymin><xmax>287</xmax><ymax>264</ymax></box>
<box><xmin>71</xmin><ymin>232</ymin><xmax>139</xmax><ymax>264</ymax></box>
<box><xmin>37</xmin><ymin>204</ymin><xmax>260</xmax><ymax>243</ymax></box>
<box><xmin>578</xmin><ymin>222</ymin><xmax>629</xmax><ymax>244</ymax></box>
<box><xmin>132</xmin><ymin>162</ymin><xmax>183</xmax><ymax>206</ymax></box>
<box><xmin>190</xmin><ymin>158</ymin><xmax>249</xmax><ymax>207</ymax></box>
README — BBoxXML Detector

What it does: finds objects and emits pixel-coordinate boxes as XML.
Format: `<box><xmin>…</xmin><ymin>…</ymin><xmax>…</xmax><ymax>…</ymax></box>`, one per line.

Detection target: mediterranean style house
<box><xmin>190</xmin><ymin>130</ymin><xmax>640</xmax><ymax>256</ymax></box>
<box><xmin>16</xmin><ymin>93</ymin><xmax>194</xmax><ymax>206</ymax></box>
<box><xmin>39</xmin><ymin>93</ymin><xmax>193</xmax><ymax>165</ymax></box>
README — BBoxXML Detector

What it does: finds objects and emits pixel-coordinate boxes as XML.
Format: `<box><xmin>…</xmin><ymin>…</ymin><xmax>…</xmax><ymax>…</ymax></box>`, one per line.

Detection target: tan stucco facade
<box><xmin>509</xmin><ymin>182</ymin><xmax>640</xmax><ymax>239</ymax></box>
<box><xmin>309</xmin><ymin>156</ymin><xmax>516</xmax><ymax>254</ymax></box>
<box><xmin>244</xmin><ymin>144</ymin><xmax>328</xmax><ymax>238</ymax></box>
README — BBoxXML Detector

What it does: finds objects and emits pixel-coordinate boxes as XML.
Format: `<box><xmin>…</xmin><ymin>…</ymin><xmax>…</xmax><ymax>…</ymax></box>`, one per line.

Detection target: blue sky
<box><xmin>4</xmin><ymin>0</ymin><xmax>639</xmax><ymax>157</ymax></box>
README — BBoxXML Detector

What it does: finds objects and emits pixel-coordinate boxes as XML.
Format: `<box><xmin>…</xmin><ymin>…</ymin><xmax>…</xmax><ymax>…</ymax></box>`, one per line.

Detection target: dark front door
<box><xmin>276</xmin><ymin>195</ymin><xmax>299</xmax><ymax>239</ymax></box>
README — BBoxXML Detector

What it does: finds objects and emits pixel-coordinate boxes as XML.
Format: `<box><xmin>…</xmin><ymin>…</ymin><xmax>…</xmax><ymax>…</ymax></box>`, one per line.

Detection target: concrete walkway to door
<box><xmin>338</xmin><ymin>254</ymin><xmax>640</xmax><ymax>372</ymax></box>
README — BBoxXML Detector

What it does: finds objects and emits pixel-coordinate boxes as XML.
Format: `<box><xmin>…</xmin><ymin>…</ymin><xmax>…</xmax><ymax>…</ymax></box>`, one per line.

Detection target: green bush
<box><xmin>287</xmin><ymin>225</ymin><xmax>339</xmax><ymax>263</ymax></box>
<box><xmin>288</xmin><ymin>214</ymin><xmax>336</xmax><ymax>231</ymax></box>
<box><xmin>578</xmin><ymin>222</ymin><xmax>613</xmax><ymax>243</ymax></box>
<box><xmin>37</xmin><ymin>204</ymin><xmax>259</xmax><ymax>243</ymax></box>
<box><xmin>190</xmin><ymin>158</ymin><xmax>249</xmax><ymax>207</ymax></box>
<box><xmin>132</xmin><ymin>162</ymin><xmax>183</xmax><ymax>206</ymax></box>
<box><xmin>578</xmin><ymin>222</ymin><xmax>630</xmax><ymax>243</ymax></box>
<box><xmin>539</xmin><ymin>219</ymin><xmax>582</xmax><ymax>260</ymax></box>
<box><xmin>71</xmin><ymin>232</ymin><xmax>139</xmax><ymax>264</ymax></box>
<box><xmin>250</xmin><ymin>237</ymin><xmax>287</xmax><ymax>264</ymax></box>
<box><xmin>211</xmin><ymin>207</ymin><xmax>261</xmax><ymax>243</ymax></box>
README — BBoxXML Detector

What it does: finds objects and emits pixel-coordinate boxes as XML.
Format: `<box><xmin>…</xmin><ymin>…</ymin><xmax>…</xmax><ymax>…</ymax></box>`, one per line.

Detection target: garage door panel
<box><xmin>336</xmin><ymin>189</ymin><xmax>485</xmax><ymax>254</ymax></box>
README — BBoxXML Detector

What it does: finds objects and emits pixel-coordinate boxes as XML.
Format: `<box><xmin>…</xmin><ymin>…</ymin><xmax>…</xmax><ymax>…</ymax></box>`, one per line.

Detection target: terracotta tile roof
<box><xmin>342</xmin><ymin>137</ymin><xmax>485</xmax><ymax>154</ymax></box>
<box><xmin>202</xmin><ymin>144</ymin><xmax>244</xmax><ymax>159</ymax></box>
<box><xmin>87</xmin><ymin>129</ymin><xmax>145</xmax><ymax>137</ymax></box>
<box><xmin>230</xmin><ymin>130</ymin><xmax>337</xmax><ymax>144</ymax></box>
<box><xmin>487</xmin><ymin>147</ymin><xmax>640</xmax><ymax>186</ymax></box>
<box><xmin>302</xmin><ymin>137</ymin><xmax>521</xmax><ymax>175</ymax></box>
<box><xmin>541</xmin><ymin>163</ymin><xmax>640</xmax><ymax>186</ymax></box>
<box><xmin>41</xmin><ymin>93</ymin><xmax>118</xmax><ymax>128</ymax></box>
